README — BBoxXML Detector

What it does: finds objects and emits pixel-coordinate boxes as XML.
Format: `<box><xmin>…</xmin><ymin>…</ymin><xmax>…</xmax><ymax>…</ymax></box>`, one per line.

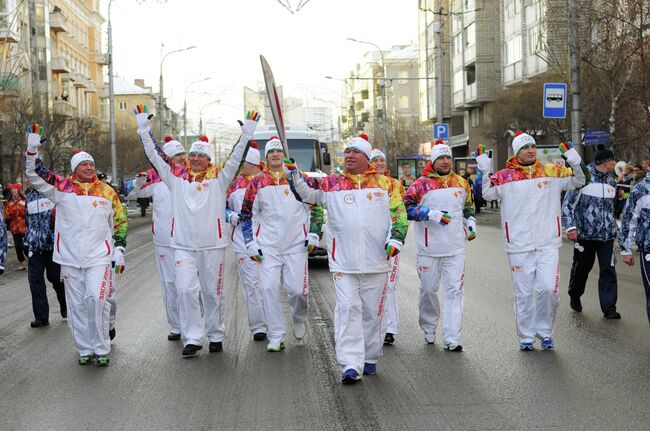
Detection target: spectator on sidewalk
<box><xmin>4</xmin><ymin>183</ymin><xmax>27</xmax><ymax>270</ymax></box>
<box><xmin>562</xmin><ymin>145</ymin><xmax>620</xmax><ymax>319</ymax></box>
<box><xmin>0</xmin><ymin>210</ymin><xmax>7</xmax><ymax>274</ymax></box>
<box><xmin>25</xmin><ymin>179</ymin><xmax>67</xmax><ymax>327</ymax></box>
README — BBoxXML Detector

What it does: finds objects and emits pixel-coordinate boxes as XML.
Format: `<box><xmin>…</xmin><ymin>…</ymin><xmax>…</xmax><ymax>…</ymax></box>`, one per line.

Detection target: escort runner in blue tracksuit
<box><xmin>562</xmin><ymin>146</ymin><xmax>620</xmax><ymax>319</ymax></box>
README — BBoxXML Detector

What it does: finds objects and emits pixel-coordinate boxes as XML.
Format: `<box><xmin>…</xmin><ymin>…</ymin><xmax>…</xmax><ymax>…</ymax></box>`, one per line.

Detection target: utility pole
<box><xmin>182</xmin><ymin>98</ymin><xmax>187</xmax><ymax>146</ymax></box>
<box><xmin>568</xmin><ymin>0</ymin><xmax>583</xmax><ymax>156</ymax></box>
<box><xmin>107</xmin><ymin>0</ymin><xmax>117</xmax><ymax>182</ymax></box>
<box><xmin>435</xmin><ymin>4</ymin><xmax>444</xmax><ymax>125</ymax></box>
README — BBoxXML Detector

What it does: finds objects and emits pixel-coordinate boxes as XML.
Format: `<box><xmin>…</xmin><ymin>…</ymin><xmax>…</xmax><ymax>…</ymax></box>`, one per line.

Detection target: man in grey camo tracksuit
<box><xmin>562</xmin><ymin>145</ymin><xmax>620</xmax><ymax>319</ymax></box>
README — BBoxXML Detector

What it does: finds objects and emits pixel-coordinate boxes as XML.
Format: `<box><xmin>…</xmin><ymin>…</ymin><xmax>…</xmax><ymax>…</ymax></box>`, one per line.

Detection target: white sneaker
<box><xmin>424</xmin><ymin>332</ymin><xmax>435</xmax><ymax>344</ymax></box>
<box><xmin>293</xmin><ymin>322</ymin><xmax>306</xmax><ymax>340</ymax></box>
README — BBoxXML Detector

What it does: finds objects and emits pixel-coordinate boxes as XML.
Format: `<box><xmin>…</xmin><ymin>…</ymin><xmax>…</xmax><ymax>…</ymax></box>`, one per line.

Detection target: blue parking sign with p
<box><xmin>434</xmin><ymin>123</ymin><xmax>449</xmax><ymax>139</ymax></box>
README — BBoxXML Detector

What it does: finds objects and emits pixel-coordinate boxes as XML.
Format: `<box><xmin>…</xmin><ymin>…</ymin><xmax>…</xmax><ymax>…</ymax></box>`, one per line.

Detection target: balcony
<box><xmin>93</xmin><ymin>52</ymin><xmax>108</xmax><ymax>65</ymax></box>
<box><xmin>51</xmin><ymin>56</ymin><xmax>70</xmax><ymax>73</ymax></box>
<box><xmin>72</xmin><ymin>73</ymin><xmax>88</xmax><ymax>87</ymax></box>
<box><xmin>0</xmin><ymin>72</ymin><xmax>21</xmax><ymax>98</ymax></box>
<box><xmin>83</xmin><ymin>81</ymin><xmax>97</xmax><ymax>93</ymax></box>
<box><xmin>54</xmin><ymin>100</ymin><xmax>78</xmax><ymax>117</ymax></box>
<box><xmin>0</xmin><ymin>26</ymin><xmax>19</xmax><ymax>43</ymax></box>
<box><xmin>49</xmin><ymin>12</ymin><xmax>70</xmax><ymax>33</ymax></box>
<box><xmin>464</xmin><ymin>82</ymin><xmax>477</xmax><ymax>103</ymax></box>
<box><xmin>99</xmin><ymin>85</ymin><xmax>109</xmax><ymax>98</ymax></box>
<box><xmin>60</xmin><ymin>72</ymin><xmax>75</xmax><ymax>82</ymax></box>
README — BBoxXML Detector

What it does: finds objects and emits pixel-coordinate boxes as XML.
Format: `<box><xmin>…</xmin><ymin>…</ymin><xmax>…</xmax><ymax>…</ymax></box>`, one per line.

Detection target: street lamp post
<box><xmin>158</xmin><ymin>45</ymin><xmax>196</xmax><ymax>138</ymax></box>
<box><xmin>326</xmin><ymin>76</ymin><xmax>357</xmax><ymax>140</ymax></box>
<box><xmin>347</xmin><ymin>38</ymin><xmax>388</xmax><ymax>155</ymax></box>
<box><xmin>183</xmin><ymin>77</ymin><xmax>211</xmax><ymax>147</ymax></box>
<box><xmin>107</xmin><ymin>0</ymin><xmax>116</xmax><ymax>182</ymax></box>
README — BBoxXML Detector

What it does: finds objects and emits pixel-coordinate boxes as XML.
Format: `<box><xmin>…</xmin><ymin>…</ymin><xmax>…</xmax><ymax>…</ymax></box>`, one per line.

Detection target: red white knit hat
<box><xmin>264</xmin><ymin>136</ymin><xmax>284</xmax><ymax>157</ymax></box>
<box><xmin>162</xmin><ymin>135</ymin><xmax>185</xmax><ymax>158</ymax></box>
<box><xmin>345</xmin><ymin>133</ymin><xmax>372</xmax><ymax>159</ymax></box>
<box><xmin>430</xmin><ymin>139</ymin><xmax>452</xmax><ymax>162</ymax></box>
<box><xmin>70</xmin><ymin>150</ymin><xmax>94</xmax><ymax>172</ymax></box>
<box><xmin>246</xmin><ymin>141</ymin><xmax>261</xmax><ymax>166</ymax></box>
<box><xmin>370</xmin><ymin>148</ymin><xmax>386</xmax><ymax>161</ymax></box>
<box><xmin>189</xmin><ymin>136</ymin><xmax>211</xmax><ymax>159</ymax></box>
<box><xmin>512</xmin><ymin>131</ymin><xmax>536</xmax><ymax>155</ymax></box>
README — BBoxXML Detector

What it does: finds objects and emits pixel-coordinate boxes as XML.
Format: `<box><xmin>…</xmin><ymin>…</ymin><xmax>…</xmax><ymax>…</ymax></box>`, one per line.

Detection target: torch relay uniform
<box><xmin>225</xmin><ymin>173</ymin><xmax>267</xmax><ymax>336</ymax></box>
<box><xmin>26</xmin><ymin>150</ymin><xmax>127</xmax><ymax>360</ymax></box>
<box><xmin>137</xmin><ymin>113</ymin><xmax>258</xmax><ymax>350</ymax></box>
<box><xmin>382</xmin><ymin>172</ymin><xmax>405</xmax><ymax>340</ymax></box>
<box><xmin>239</xmin><ymin>163</ymin><xmax>323</xmax><ymax>349</ymax></box>
<box><xmin>289</xmin><ymin>153</ymin><xmax>408</xmax><ymax>378</ymax></box>
<box><xmin>481</xmin><ymin>136</ymin><xmax>586</xmax><ymax>347</ymax></box>
<box><xmin>403</xmin><ymin>159</ymin><xmax>475</xmax><ymax>349</ymax></box>
<box><xmin>619</xmin><ymin>172</ymin><xmax>650</xmax><ymax>325</ymax></box>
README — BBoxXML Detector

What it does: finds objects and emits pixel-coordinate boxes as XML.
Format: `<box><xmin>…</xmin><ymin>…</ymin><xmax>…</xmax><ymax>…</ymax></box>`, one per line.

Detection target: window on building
<box><xmin>453</xmin><ymin>33</ymin><xmax>462</xmax><ymax>55</ymax></box>
<box><xmin>471</xmin><ymin>108</ymin><xmax>480</xmax><ymax>127</ymax></box>
<box><xmin>505</xmin><ymin>35</ymin><xmax>522</xmax><ymax>65</ymax></box>
<box><xmin>528</xmin><ymin>24</ymin><xmax>545</xmax><ymax>55</ymax></box>
<box><xmin>453</xmin><ymin>70</ymin><xmax>464</xmax><ymax>91</ymax></box>
<box><xmin>464</xmin><ymin>23</ymin><xmax>476</xmax><ymax>47</ymax></box>
<box><xmin>398</xmin><ymin>70</ymin><xmax>408</xmax><ymax>84</ymax></box>
<box><xmin>465</xmin><ymin>66</ymin><xmax>476</xmax><ymax>85</ymax></box>
<box><xmin>399</xmin><ymin>95</ymin><xmax>409</xmax><ymax>109</ymax></box>
<box><xmin>505</xmin><ymin>0</ymin><xmax>520</xmax><ymax>19</ymax></box>
<box><xmin>464</xmin><ymin>0</ymin><xmax>475</xmax><ymax>10</ymax></box>
<box><xmin>119</xmin><ymin>102</ymin><xmax>127</xmax><ymax>110</ymax></box>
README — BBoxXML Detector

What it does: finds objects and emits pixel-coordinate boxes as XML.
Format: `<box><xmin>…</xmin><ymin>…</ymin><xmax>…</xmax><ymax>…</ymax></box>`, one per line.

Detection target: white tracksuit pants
<box><xmin>61</xmin><ymin>264</ymin><xmax>114</xmax><ymax>356</ymax></box>
<box><xmin>108</xmin><ymin>283</ymin><xmax>116</xmax><ymax>331</ymax></box>
<box><xmin>155</xmin><ymin>245</ymin><xmax>180</xmax><ymax>335</ymax></box>
<box><xmin>258</xmin><ymin>251</ymin><xmax>308</xmax><ymax>345</ymax></box>
<box><xmin>175</xmin><ymin>248</ymin><xmax>226</xmax><ymax>346</ymax></box>
<box><xmin>417</xmin><ymin>254</ymin><xmax>465</xmax><ymax>347</ymax></box>
<box><xmin>235</xmin><ymin>253</ymin><xmax>266</xmax><ymax>334</ymax></box>
<box><xmin>507</xmin><ymin>248</ymin><xmax>560</xmax><ymax>343</ymax></box>
<box><xmin>333</xmin><ymin>272</ymin><xmax>387</xmax><ymax>374</ymax></box>
<box><xmin>382</xmin><ymin>255</ymin><xmax>400</xmax><ymax>336</ymax></box>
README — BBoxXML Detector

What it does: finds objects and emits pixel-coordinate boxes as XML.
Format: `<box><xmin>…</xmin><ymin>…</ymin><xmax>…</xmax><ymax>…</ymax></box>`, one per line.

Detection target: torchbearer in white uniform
<box><xmin>402</xmin><ymin>142</ymin><xmax>476</xmax><ymax>351</ymax></box>
<box><xmin>284</xmin><ymin>135</ymin><xmax>408</xmax><ymax>384</ymax></box>
<box><xmin>134</xmin><ymin>104</ymin><xmax>261</xmax><ymax>357</ymax></box>
<box><xmin>225</xmin><ymin>141</ymin><xmax>267</xmax><ymax>341</ymax></box>
<box><xmin>25</xmin><ymin>123</ymin><xmax>128</xmax><ymax>366</ymax></box>
<box><xmin>478</xmin><ymin>134</ymin><xmax>587</xmax><ymax>350</ymax></box>
<box><xmin>132</xmin><ymin>135</ymin><xmax>186</xmax><ymax>341</ymax></box>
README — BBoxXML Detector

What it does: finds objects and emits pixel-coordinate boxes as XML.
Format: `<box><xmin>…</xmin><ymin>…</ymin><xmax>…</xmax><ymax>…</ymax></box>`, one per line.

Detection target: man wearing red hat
<box><xmin>134</xmin><ymin>105</ymin><xmax>260</xmax><ymax>357</ymax></box>
<box><xmin>131</xmin><ymin>135</ymin><xmax>186</xmax><ymax>341</ymax></box>
<box><xmin>25</xmin><ymin>124</ymin><xmax>127</xmax><ymax>366</ymax></box>
<box><xmin>239</xmin><ymin>136</ymin><xmax>323</xmax><ymax>352</ymax></box>
<box><xmin>477</xmin><ymin>133</ymin><xmax>587</xmax><ymax>350</ymax></box>
<box><xmin>403</xmin><ymin>141</ymin><xmax>476</xmax><ymax>352</ymax></box>
<box><xmin>225</xmin><ymin>141</ymin><xmax>267</xmax><ymax>342</ymax></box>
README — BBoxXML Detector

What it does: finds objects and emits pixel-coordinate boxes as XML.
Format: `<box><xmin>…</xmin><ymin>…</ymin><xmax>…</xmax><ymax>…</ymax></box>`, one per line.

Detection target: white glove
<box><xmin>240</xmin><ymin>111</ymin><xmax>261</xmax><ymax>140</ymax></box>
<box><xmin>283</xmin><ymin>158</ymin><xmax>298</xmax><ymax>178</ymax></box>
<box><xmin>385</xmin><ymin>239</ymin><xmax>403</xmax><ymax>258</ymax></box>
<box><xmin>559</xmin><ymin>141</ymin><xmax>581</xmax><ymax>166</ymax></box>
<box><xmin>429</xmin><ymin>210</ymin><xmax>452</xmax><ymax>226</ymax></box>
<box><xmin>246</xmin><ymin>241</ymin><xmax>264</xmax><ymax>263</ymax></box>
<box><xmin>133</xmin><ymin>104</ymin><xmax>153</xmax><ymax>133</ymax></box>
<box><xmin>228</xmin><ymin>212</ymin><xmax>240</xmax><ymax>225</ymax></box>
<box><xmin>26</xmin><ymin>124</ymin><xmax>46</xmax><ymax>153</ymax></box>
<box><xmin>474</xmin><ymin>144</ymin><xmax>491</xmax><ymax>172</ymax></box>
<box><xmin>112</xmin><ymin>246</ymin><xmax>126</xmax><ymax>274</ymax></box>
<box><xmin>305</xmin><ymin>232</ymin><xmax>319</xmax><ymax>252</ymax></box>
<box><xmin>466</xmin><ymin>217</ymin><xmax>477</xmax><ymax>241</ymax></box>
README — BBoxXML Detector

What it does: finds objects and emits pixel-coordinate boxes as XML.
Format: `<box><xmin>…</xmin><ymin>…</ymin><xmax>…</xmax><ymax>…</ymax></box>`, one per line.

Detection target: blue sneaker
<box><xmin>539</xmin><ymin>337</ymin><xmax>555</xmax><ymax>350</ymax></box>
<box><xmin>519</xmin><ymin>341</ymin><xmax>534</xmax><ymax>351</ymax></box>
<box><xmin>363</xmin><ymin>363</ymin><xmax>377</xmax><ymax>375</ymax></box>
<box><xmin>341</xmin><ymin>368</ymin><xmax>361</xmax><ymax>385</ymax></box>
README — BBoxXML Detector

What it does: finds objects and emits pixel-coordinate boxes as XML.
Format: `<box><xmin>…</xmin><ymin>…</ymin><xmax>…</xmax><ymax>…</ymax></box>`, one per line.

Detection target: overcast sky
<box><xmin>104</xmin><ymin>0</ymin><xmax>418</xmax><ymax>138</ymax></box>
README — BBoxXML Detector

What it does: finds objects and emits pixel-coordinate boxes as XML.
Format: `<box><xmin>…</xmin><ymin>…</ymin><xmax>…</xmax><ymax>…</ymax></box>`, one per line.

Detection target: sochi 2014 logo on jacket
<box><xmin>344</xmin><ymin>193</ymin><xmax>355</xmax><ymax>204</ymax></box>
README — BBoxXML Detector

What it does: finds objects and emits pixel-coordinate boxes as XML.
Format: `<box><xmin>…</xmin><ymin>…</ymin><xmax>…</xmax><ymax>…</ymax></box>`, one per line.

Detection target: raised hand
<box><xmin>240</xmin><ymin>111</ymin><xmax>261</xmax><ymax>139</ymax></box>
<box><xmin>559</xmin><ymin>141</ymin><xmax>581</xmax><ymax>166</ymax></box>
<box><xmin>474</xmin><ymin>144</ymin><xmax>491</xmax><ymax>172</ymax></box>
<box><xmin>133</xmin><ymin>104</ymin><xmax>153</xmax><ymax>131</ymax></box>
<box><xmin>26</xmin><ymin>123</ymin><xmax>46</xmax><ymax>153</ymax></box>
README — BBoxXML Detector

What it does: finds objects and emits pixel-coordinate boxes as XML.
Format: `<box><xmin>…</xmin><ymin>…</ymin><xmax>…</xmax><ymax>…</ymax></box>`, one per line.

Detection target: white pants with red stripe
<box><xmin>235</xmin><ymin>253</ymin><xmax>266</xmax><ymax>334</ymax></box>
<box><xmin>507</xmin><ymin>248</ymin><xmax>560</xmax><ymax>343</ymax></box>
<box><xmin>175</xmin><ymin>248</ymin><xmax>226</xmax><ymax>346</ymax></box>
<box><xmin>382</xmin><ymin>255</ymin><xmax>400</xmax><ymax>336</ymax></box>
<box><xmin>61</xmin><ymin>264</ymin><xmax>114</xmax><ymax>356</ymax></box>
<box><xmin>156</xmin><ymin>245</ymin><xmax>180</xmax><ymax>335</ymax></box>
<box><xmin>258</xmin><ymin>251</ymin><xmax>308</xmax><ymax>345</ymax></box>
<box><xmin>417</xmin><ymin>254</ymin><xmax>465</xmax><ymax>347</ymax></box>
<box><xmin>333</xmin><ymin>272</ymin><xmax>387</xmax><ymax>374</ymax></box>
<box><xmin>108</xmin><ymin>282</ymin><xmax>116</xmax><ymax>331</ymax></box>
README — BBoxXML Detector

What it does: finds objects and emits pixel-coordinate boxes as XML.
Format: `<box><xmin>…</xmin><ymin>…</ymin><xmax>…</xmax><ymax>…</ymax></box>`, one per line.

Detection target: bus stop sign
<box><xmin>543</xmin><ymin>83</ymin><xmax>567</xmax><ymax>119</ymax></box>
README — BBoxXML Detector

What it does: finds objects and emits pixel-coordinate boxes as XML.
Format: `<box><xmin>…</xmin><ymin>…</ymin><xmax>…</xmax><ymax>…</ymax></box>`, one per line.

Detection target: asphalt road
<box><xmin>0</xmin><ymin>212</ymin><xmax>648</xmax><ymax>430</ymax></box>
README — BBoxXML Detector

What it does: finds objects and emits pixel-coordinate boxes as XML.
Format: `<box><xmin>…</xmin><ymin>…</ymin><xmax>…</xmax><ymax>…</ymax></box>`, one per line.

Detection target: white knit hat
<box><xmin>70</xmin><ymin>150</ymin><xmax>94</xmax><ymax>172</ymax></box>
<box><xmin>430</xmin><ymin>141</ymin><xmax>452</xmax><ymax>162</ymax></box>
<box><xmin>345</xmin><ymin>133</ymin><xmax>372</xmax><ymax>159</ymax></box>
<box><xmin>512</xmin><ymin>131</ymin><xmax>536</xmax><ymax>155</ymax></box>
<box><xmin>370</xmin><ymin>149</ymin><xmax>386</xmax><ymax>161</ymax></box>
<box><xmin>189</xmin><ymin>136</ymin><xmax>211</xmax><ymax>159</ymax></box>
<box><xmin>162</xmin><ymin>135</ymin><xmax>185</xmax><ymax>158</ymax></box>
<box><xmin>264</xmin><ymin>136</ymin><xmax>284</xmax><ymax>157</ymax></box>
<box><xmin>246</xmin><ymin>141</ymin><xmax>261</xmax><ymax>166</ymax></box>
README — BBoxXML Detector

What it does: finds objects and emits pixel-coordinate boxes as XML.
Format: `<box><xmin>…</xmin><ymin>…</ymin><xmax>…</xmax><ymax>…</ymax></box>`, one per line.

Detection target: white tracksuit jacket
<box><xmin>135</xmin><ymin>169</ymin><xmax>173</xmax><ymax>247</ymax></box>
<box><xmin>481</xmin><ymin>156</ymin><xmax>587</xmax><ymax>343</ymax></box>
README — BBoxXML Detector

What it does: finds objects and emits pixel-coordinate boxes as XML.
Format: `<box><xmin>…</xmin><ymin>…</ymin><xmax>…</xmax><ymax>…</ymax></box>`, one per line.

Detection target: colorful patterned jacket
<box><xmin>289</xmin><ymin>167</ymin><xmax>408</xmax><ymax>274</ymax></box>
<box><xmin>562</xmin><ymin>163</ymin><xmax>617</xmax><ymax>241</ymax></box>
<box><xmin>24</xmin><ymin>189</ymin><xmax>56</xmax><ymax>252</ymax></box>
<box><xmin>482</xmin><ymin>156</ymin><xmax>586</xmax><ymax>253</ymax></box>
<box><xmin>239</xmin><ymin>169</ymin><xmax>323</xmax><ymax>256</ymax></box>
<box><xmin>4</xmin><ymin>196</ymin><xmax>26</xmax><ymax>236</ymax></box>
<box><xmin>25</xmin><ymin>155</ymin><xmax>127</xmax><ymax>269</ymax></box>
<box><xmin>133</xmin><ymin>168</ymin><xmax>174</xmax><ymax>247</ymax></box>
<box><xmin>620</xmin><ymin>173</ymin><xmax>650</xmax><ymax>254</ymax></box>
<box><xmin>403</xmin><ymin>162</ymin><xmax>475</xmax><ymax>257</ymax></box>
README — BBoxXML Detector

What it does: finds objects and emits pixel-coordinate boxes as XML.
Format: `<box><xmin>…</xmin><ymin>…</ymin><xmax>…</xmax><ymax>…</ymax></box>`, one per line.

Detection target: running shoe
<box><xmin>384</xmin><ymin>333</ymin><xmax>395</xmax><ymax>345</ymax></box>
<box><xmin>539</xmin><ymin>337</ymin><xmax>555</xmax><ymax>350</ymax></box>
<box><xmin>363</xmin><ymin>363</ymin><xmax>377</xmax><ymax>375</ymax></box>
<box><xmin>182</xmin><ymin>344</ymin><xmax>203</xmax><ymax>356</ymax></box>
<box><xmin>267</xmin><ymin>342</ymin><xmax>286</xmax><ymax>352</ymax></box>
<box><xmin>341</xmin><ymin>369</ymin><xmax>361</xmax><ymax>385</ymax></box>
<box><xmin>293</xmin><ymin>322</ymin><xmax>306</xmax><ymax>340</ymax></box>
<box><xmin>79</xmin><ymin>356</ymin><xmax>91</xmax><ymax>365</ymax></box>
<box><xmin>519</xmin><ymin>341</ymin><xmax>534</xmax><ymax>351</ymax></box>
<box><xmin>96</xmin><ymin>355</ymin><xmax>109</xmax><ymax>366</ymax></box>
<box><xmin>424</xmin><ymin>332</ymin><xmax>435</xmax><ymax>344</ymax></box>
